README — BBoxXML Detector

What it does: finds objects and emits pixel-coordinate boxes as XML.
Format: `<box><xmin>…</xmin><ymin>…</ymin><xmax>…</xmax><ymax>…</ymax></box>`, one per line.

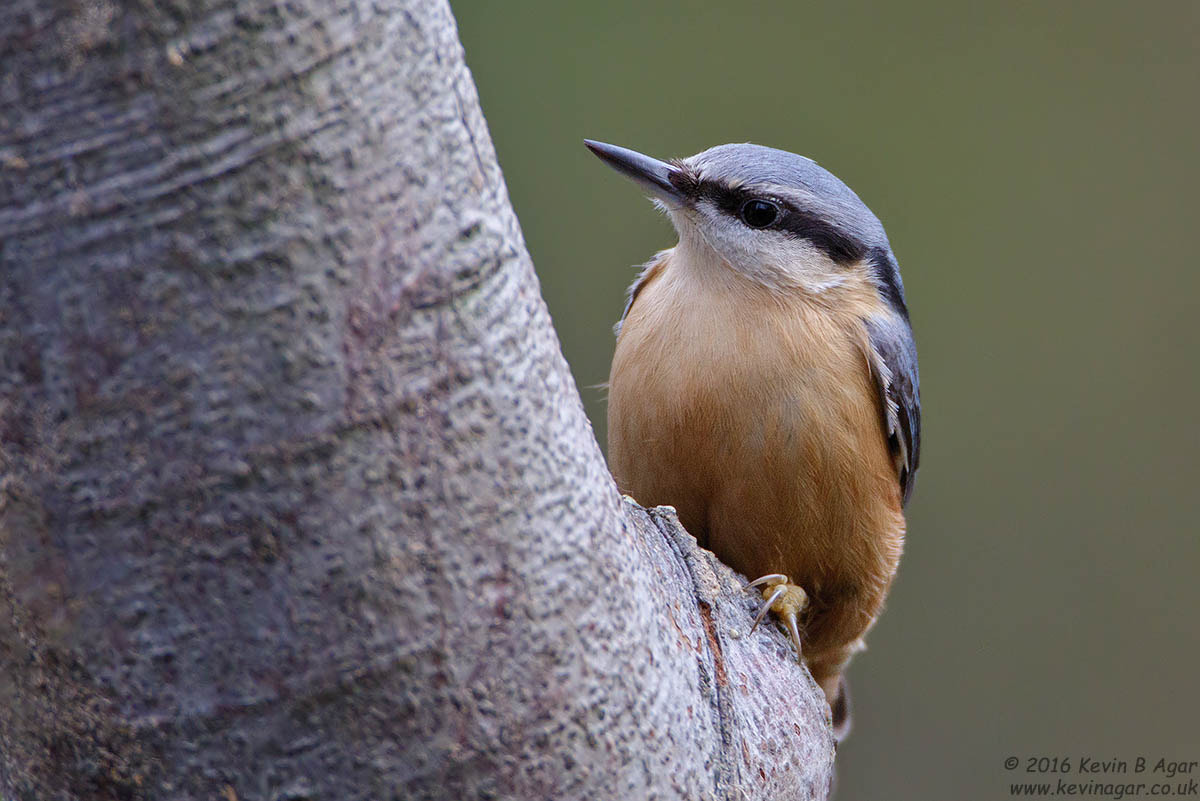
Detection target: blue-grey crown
<box><xmin>685</xmin><ymin>143</ymin><xmax>891</xmax><ymax>254</ymax></box>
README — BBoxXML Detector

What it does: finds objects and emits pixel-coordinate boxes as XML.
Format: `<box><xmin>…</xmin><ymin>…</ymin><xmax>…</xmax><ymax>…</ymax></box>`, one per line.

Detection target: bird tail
<box><xmin>831</xmin><ymin>675</ymin><xmax>851</xmax><ymax>742</ymax></box>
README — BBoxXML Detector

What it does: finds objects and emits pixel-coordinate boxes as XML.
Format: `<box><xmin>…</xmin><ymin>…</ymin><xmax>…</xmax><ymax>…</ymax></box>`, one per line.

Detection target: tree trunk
<box><xmin>0</xmin><ymin>1</ymin><xmax>834</xmax><ymax>798</ymax></box>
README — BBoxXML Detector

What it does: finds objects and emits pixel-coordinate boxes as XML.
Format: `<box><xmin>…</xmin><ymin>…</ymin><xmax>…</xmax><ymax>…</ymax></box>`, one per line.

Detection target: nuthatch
<box><xmin>586</xmin><ymin>139</ymin><xmax>920</xmax><ymax>739</ymax></box>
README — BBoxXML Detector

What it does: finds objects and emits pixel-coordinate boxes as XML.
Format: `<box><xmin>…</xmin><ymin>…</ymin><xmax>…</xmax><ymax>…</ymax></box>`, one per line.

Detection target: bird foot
<box><xmin>746</xmin><ymin>574</ymin><xmax>808</xmax><ymax>662</ymax></box>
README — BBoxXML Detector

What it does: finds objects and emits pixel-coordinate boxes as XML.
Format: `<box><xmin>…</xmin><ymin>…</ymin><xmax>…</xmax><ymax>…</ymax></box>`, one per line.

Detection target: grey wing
<box><xmin>614</xmin><ymin>249</ymin><xmax>671</xmax><ymax>337</ymax></box>
<box><xmin>865</xmin><ymin>314</ymin><xmax>921</xmax><ymax>505</ymax></box>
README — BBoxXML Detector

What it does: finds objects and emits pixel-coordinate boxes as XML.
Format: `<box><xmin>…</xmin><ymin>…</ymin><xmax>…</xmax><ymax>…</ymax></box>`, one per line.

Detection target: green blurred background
<box><xmin>453</xmin><ymin>3</ymin><xmax>1199</xmax><ymax>798</ymax></box>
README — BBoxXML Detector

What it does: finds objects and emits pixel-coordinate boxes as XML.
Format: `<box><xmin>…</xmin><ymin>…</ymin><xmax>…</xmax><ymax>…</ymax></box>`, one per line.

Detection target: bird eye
<box><xmin>740</xmin><ymin>199</ymin><xmax>779</xmax><ymax>229</ymax></box>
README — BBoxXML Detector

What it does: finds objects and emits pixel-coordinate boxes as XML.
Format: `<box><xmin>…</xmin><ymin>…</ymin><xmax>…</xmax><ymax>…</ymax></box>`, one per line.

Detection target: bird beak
<box><xmin>584</xmin><ymin>139</ymin><xmax>687</xmax><ymax>205</ymax></box>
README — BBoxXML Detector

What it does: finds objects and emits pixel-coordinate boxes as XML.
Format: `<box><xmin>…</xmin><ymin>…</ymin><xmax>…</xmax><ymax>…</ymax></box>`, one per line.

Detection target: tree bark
<box><xmin>0</xmin><ymin>1</ymin><xmax>833</xmax><ymax>799</ymax></box>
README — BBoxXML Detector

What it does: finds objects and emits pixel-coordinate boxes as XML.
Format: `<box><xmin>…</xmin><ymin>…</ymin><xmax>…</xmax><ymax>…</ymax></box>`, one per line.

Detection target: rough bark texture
<box><xmin>0</xmin><ymin>1</ymin><xmax>834</xmax><ymax>799</ymax></box>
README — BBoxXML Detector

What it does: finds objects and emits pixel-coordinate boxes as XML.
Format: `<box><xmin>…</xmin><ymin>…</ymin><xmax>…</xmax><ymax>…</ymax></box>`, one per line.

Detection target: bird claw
<box><xmin>749</xmin><ymin>584</ymin><xmax>787</xmax><ymax>634</ymax></box>
<box><xmin>745</xmin><ymin>573</ymin><xmax>790</xmax><ymax>590</ymax></box>
<box><xmin>745</xmin><ymin>574</ymin><xmax>809</xmax><ymax>662</ymax></box>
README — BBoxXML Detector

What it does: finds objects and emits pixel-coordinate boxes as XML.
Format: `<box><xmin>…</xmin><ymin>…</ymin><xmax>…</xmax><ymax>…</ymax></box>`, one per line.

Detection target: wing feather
<box><xmin>865</xmin><ymin>315</ymin><xmax>921</xmax><ymax>505</ymax></box>
<box><xmin>614</xmin><ymin>249</ymin><xmax>671</xmax><ymax>337</ymax></box>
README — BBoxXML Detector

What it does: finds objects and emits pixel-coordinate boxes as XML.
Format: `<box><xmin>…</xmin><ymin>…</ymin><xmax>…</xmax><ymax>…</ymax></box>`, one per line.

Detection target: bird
<box><xmin>586</xmin><ymin>139</ymin><xmax>920</xmax><ymax>740</ymax></box>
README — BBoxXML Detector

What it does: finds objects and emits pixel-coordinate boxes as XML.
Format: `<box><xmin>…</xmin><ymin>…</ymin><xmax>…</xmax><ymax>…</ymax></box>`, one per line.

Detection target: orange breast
<box><xmin>607</xmin><ymin>249</ymin><xmax>905</xmax><ymax>657</ymax></box>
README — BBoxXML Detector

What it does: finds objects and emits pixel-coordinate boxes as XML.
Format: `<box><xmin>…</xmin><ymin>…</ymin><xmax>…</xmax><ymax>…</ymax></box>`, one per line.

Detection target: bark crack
<box><xmin>644</xmin><ymin>505</ymin><xmax>742</xmax><ymax>800</ymax></box>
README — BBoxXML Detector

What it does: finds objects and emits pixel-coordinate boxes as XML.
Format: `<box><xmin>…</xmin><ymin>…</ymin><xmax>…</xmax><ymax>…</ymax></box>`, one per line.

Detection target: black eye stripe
<box><xmin>666</xmin><ymin>168</ymin><xmax>869</xmax><ymax>265</ymax></box>
<box><xmin>777</xmin><ymin>214</ymin><xmax>867</xmax><ymax>264</ymax></box>
<box><xmin>691</xmin><ymin>178</ymin><xmax>865</xmax><ymax>264</ymax></box>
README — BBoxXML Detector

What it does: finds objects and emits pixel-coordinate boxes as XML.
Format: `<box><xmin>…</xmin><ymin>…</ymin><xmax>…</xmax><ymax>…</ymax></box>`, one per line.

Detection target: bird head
<box><xmin>585</xmin><ymin>139</ymin><xmax>908</xmax><ymax>311</ymax></box>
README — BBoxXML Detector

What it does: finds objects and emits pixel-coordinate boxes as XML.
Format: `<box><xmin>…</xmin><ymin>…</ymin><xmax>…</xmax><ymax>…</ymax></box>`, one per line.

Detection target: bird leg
<box><xmin>746</xmin><ymin>574</ymin><xmax>808</xmax><ymax>663</ymax></box>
